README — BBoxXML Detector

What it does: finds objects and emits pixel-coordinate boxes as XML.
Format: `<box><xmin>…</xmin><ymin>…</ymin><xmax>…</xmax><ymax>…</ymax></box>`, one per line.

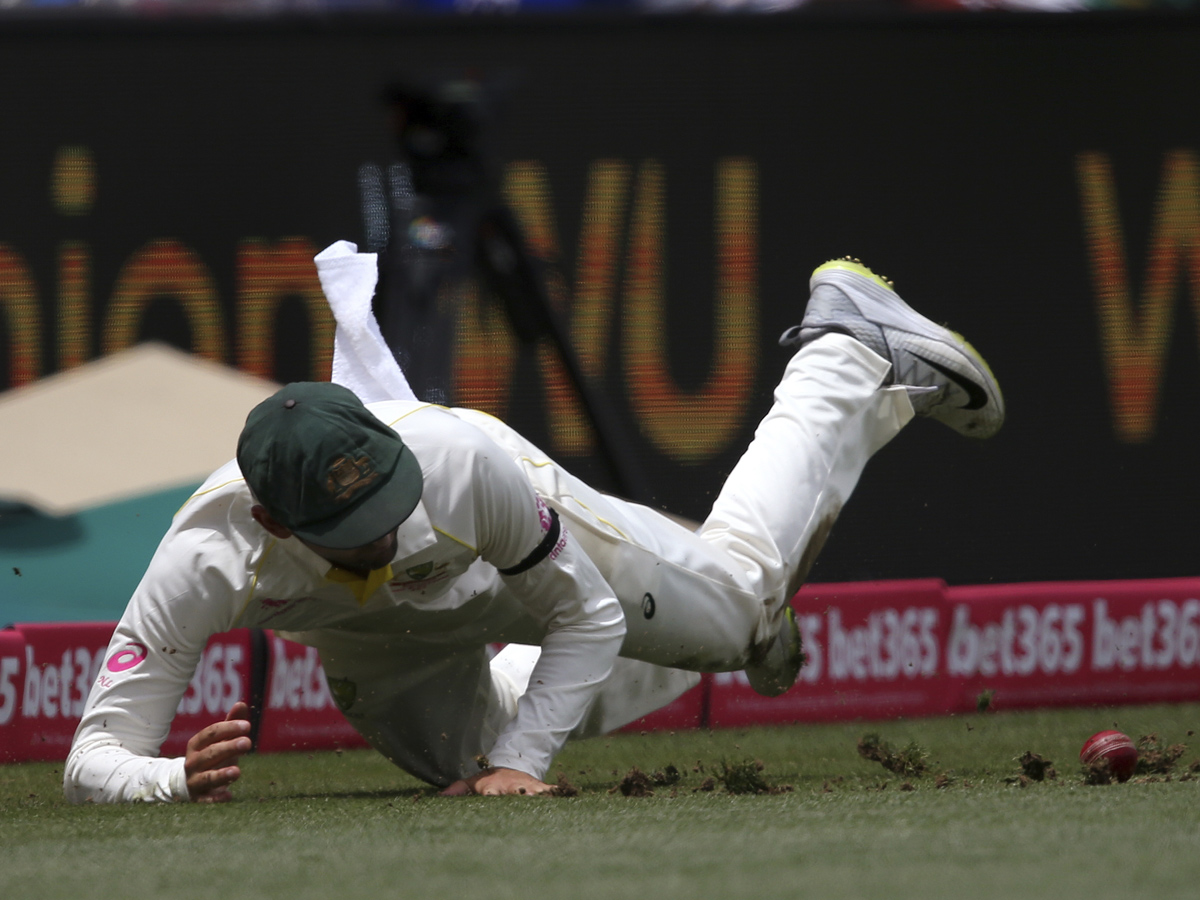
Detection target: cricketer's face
<box><xmin>300</xmin><ymin>528</ymin><xmax>399</xmax><ymax>575</ymax></box>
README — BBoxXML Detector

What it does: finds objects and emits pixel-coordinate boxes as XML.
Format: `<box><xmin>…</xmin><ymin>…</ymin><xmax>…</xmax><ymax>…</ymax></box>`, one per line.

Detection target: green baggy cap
<box><xmin>237</xmin><ymin>382</ymin><xmax>423</xmax><ymax>549</ymax></box>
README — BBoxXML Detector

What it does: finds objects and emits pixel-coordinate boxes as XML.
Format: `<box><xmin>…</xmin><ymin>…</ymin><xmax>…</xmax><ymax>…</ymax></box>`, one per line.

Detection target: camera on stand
<box><xmin>368</xmin><ymin>75</ymin><xmax>649</xmax><ymax>502</ymax></box>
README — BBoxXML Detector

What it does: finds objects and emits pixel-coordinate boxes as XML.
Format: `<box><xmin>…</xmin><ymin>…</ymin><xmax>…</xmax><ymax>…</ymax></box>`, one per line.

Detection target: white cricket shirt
<box><xmin>64</xmin><ymin>401</ymin><xmax>626</xmax><ymax>803</ymax></box>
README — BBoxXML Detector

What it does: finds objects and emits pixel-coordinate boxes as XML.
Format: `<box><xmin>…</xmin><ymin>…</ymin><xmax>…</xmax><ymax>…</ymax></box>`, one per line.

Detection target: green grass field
<box><xmin>4</xmin><ymin>703</ymin><xmax>1200</xmax><ymax>900</ymax></box>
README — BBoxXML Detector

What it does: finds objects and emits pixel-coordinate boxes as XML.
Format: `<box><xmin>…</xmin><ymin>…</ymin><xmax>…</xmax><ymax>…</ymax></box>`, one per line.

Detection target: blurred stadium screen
<box><xmin>1</xmin><ymin>13</ymin><xmax>1199</xmax><ymax>587</ymax></box>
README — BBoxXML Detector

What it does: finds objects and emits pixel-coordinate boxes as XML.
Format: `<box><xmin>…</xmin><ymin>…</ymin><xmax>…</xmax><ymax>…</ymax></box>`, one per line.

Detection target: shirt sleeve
<box><xmin>462</xmin><ymin>432</ymin><xmax>626</xmax><ymax>780</ymax></box>
<box><xmin>63</xmin><ymin>522</ymin><xmax>241</xmax><ymax>804</ymax></box>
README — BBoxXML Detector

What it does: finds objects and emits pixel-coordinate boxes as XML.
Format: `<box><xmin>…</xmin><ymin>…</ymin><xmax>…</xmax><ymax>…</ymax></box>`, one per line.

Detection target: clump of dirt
<box><xmin>857</xmin><ymin>733</ymin><xmax>929</xmax><ymax>778</ymax></box>
<box><xmin>693</xmin><ymin>777</ymin><xmax>716</xmax><ymax>793</ymax></box>
<box><xmin>935</xmin><ymin>772</ymin><xmax>955</xmax><ymax>789</ymax></box>
<box><xmin>717</xmin><ymin>759</ymin><xmax>771</xmax><ymax>794</ymax></box>
<box><xmin>612</xmin><ymin>767</ymin><xmax>656</xmax><ymax>797</ymax></box>
<box><xmin>1082</xmin><ymin>757</ymin><xmax>1118</xmax><ymax>785</ymax></box>
<box><xmin>1018</xmin><ymin>751</ymin><xmax>1057</xmax><ymax>782</ymax></box>
<box><xmin>715</xmin><ymin>758</ymin><xmax>793</xmax><ymax>795</ymax></box>
<box><xmin>1135</xmin><ymin>733</ymin><xmax>1187</xmax><ymax>775</ymax></box>
<box><xmin>976</xmin><ymin>690</ymin><xmax>995</xmax><ymax>713</ymax></box>
<box><xmin>610</xmin><ymin>765</ymin><xmax>682</xmax><ymax>797</ymax></box>
<box><xmin>653</xmin><ymin>765</ymin><xmax>682</xmax><ymax>787</ymax></box>
<box><xmin>550</xmin><ymin>773</ymin><xmax>579</xmax><ymax>798</ymax></box>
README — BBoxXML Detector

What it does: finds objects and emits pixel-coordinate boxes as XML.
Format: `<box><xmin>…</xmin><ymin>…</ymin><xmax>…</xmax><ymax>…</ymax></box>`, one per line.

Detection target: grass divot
<box><xmin>1135</xmin><ymin>733</ymin><xmax>1187</xmax><ymax>776</ymax></box>
<box><xmin>610</xmin><ymin>764</ymin><xmax>681</xmax><ymax>797</ymax></box>
<box><xmin>857</xmin><ymin>733</ymin><xmax>930</xmax><ymax>778</ymax></box>
<box><xmin>716</xmin><ymin>758</ymin><xmax>792</xmax><ymax>795</ymax></box>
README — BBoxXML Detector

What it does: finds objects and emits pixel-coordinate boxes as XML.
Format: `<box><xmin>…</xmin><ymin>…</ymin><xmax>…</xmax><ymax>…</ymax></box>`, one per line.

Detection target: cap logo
<box><xmin>326</xmin><ymin>455</ymin><xmax>380</xmax><ymax>502</ymax></box>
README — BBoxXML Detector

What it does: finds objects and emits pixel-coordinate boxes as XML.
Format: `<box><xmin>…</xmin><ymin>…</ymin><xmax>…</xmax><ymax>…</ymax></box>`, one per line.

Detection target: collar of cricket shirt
<box><xmin>391</xmin><ymin>499</ymin><xmax>435</xmax><ymax>559</ymax></box>
<box><xmin>320</xmin><ymin>500</ymin><xmax>437</xmax><ymax>606</ymax></box>
<box><xmin>324</xmin><ymin>563</ymin><xmax>394</xmax><ymax>605</ymax></box>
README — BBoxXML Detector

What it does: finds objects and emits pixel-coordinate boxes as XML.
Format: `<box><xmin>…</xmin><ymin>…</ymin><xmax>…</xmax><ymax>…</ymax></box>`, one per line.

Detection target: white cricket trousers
<box><xmin>313</xmin><ymin>334</ymin><xmax>913</xmax><ymax>785</ymax></box>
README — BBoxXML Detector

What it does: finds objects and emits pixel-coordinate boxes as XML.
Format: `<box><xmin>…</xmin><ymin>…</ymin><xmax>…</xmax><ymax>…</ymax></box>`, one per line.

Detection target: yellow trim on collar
<box><xmin>325</xmin><ymin>563</ymin><xmax>394</xmax><ymax>606</ymax></box>
<box><xmin>383</xmin><ymin>403</ymin><xmax>437</xmax><ymax>427</ymax></box>
<box><xmin>432</xmin><ymin>526</ymin><xmax>476</xmax><ymax>554</ymax></box>
<box><xmin>176</xmin><ymin>476</ymin><xmax>246</xmax><ymax>515</ymax></box>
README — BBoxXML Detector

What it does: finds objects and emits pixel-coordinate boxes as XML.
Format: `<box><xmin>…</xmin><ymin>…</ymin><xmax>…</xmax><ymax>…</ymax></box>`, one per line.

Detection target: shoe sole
<box><xmin>810</xmin><ymin>259</ymin><xmax>1005</xmax><ymax>439</ymax></box>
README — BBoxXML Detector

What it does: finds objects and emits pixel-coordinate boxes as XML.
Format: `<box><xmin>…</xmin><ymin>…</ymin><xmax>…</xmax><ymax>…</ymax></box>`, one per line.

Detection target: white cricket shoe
<box><xmin>744</xmin><ymin>605</ymin><xmax>805</xmax><ymax>698</ymax></box>
<box><xmin>779</xmin><ymin>258</ymin><xmax>1005</xmax><ymax>439</ymax></box>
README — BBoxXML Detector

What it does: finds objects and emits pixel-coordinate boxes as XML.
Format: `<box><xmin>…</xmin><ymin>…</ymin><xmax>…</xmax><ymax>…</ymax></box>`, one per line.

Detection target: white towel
<box><xmin>315</xmin><ymin>240</ymin><xmax>417</xmax><ymax>404</ymax></box>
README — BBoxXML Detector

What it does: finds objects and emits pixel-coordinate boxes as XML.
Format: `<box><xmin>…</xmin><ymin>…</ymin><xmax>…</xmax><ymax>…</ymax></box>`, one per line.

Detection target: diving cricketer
<box><xmin>65</xmin><ymin>246</ymin><xmax>1002</xmax><ymax>802</ymax></box>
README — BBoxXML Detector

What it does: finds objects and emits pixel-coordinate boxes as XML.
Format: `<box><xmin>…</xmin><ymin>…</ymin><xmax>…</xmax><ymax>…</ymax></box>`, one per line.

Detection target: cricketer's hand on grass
<box><xmin>185</xmin><ymin>701</ymin><xmax>253</xmax><ymax>803</ymax></box>
<box><xmin>440</xmin><ymin>767</ymin><xmax>554</xmax><ymax>797</ymax></box>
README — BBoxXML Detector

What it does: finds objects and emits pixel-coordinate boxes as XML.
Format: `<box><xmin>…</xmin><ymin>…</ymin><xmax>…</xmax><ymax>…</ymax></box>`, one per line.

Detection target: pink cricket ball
<box><xmin>1079</xmin><ymin>730</ymin><xmax>1138</xmax><ymax>782</ymax></box>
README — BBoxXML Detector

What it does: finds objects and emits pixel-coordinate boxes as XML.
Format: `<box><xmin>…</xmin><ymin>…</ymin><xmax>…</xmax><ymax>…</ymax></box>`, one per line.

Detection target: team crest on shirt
<box><xmin>390</xmin><ymin>559</ymin><xmax>451</xmax><ymax>593</ymax></box>
<box><xmin>405</xmin><ymin>561</ymin><xmax>435</xmax><ymax>581</ymax></box>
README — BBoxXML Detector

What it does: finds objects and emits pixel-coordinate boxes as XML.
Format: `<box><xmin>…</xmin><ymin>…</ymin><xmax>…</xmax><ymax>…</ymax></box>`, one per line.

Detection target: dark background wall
<box><xmin>1</xmin><ymin>13</ymin><xmax>1198</xmax><ymax>586</ymax></box>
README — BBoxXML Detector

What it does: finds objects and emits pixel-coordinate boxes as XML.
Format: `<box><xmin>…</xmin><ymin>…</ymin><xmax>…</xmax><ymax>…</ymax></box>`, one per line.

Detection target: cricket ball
<box><xmin>1079</xmin><ymin>730</ymin><xmax>1138</xmax><ymax>782</ymax></box>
